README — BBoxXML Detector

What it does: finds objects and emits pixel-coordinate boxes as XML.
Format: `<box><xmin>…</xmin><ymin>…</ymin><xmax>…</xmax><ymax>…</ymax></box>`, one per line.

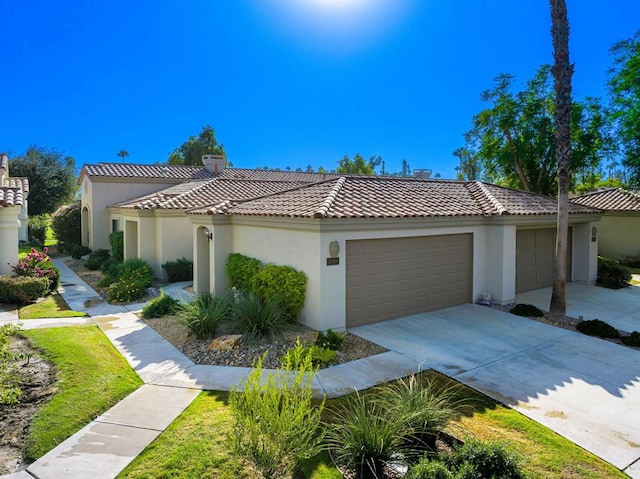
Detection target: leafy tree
<box><xmin>453</xmin><ymin>147</ymin><xmax>480</xmax><ymax>180</ymax></box>
<box><xmin>10</xmin><ymin>146</ymin><xmax>77</xmax><ymax>216</ymax></box>
<box><xmin>116</xmin><ymin>149</ymin><xmax>129</xmax><ymax>163</ymax></box>
<box><xmin>607</xmin><ymin>30</ymin><xmax>640</xmax><ymax>186</ymax></box>
<box><xmin>336</xmin><ymin>154</ymin><xmax>381</xmax><ymax>175</ymax></box>
<box><xmin>168</xmin><ymin>125</ymin><xmax>225</xmax><ymax>166</ymax></box>
<box><xmin>549</xmin><ymin>0</ymin><xmax>573</xmax><ymax>316</ymax></box>
<box><xmin>459</xmin><ymin>65</ymin><xmax>612</xmax><ymax>195</ymax></box>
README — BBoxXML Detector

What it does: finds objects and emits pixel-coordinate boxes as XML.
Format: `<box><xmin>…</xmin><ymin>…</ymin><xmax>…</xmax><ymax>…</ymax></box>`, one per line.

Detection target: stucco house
<box><xmin>572</xmin><ymin>188</ymin><xmax>640</xmax><ymax>259</ymax></box>
<box><xmin>188</xmin><ymin>173</ymin><xmax>601</xmax><ymax>331</ymax></box>
<box><xmin>0</xmin><ymin>153</ymin><xmax>30</xmax><ymax>275</ymax></box>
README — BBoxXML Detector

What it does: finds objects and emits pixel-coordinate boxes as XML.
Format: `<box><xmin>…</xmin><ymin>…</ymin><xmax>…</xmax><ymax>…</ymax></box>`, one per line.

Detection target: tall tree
<box><xmin>459</xmin><ymin>66</ymin><xmax>611</xmax><ymax>195</ymax></box>
<box><xmin>453</xmin><ymin>147</ymin><xmax>480</xmax><ymax>180</ymax></box>
<box><xmin>117</xmin><ymin>149</ymin><xmax>129</xmax><ymax>163</ymax></box>
<box><xmin>549</xmin><ymin>0</ymin><xmax>574</xmax><ymax>316</ymax></box>
<box><xmin>607</xmin><ymin>30</ymin><xmax>640</xmax><ymax>186</ymax></box>
<box><xmin>10</xmin><ymin>146</ymin><xmax>77</xmax><ymax>215</ymax></box>
<box><xmin>336</xmin><ymin>154</ymin><xmax>381</xmax><ymax>175</ymax></box>
<box><xmin>168</xmin><ymin>125</ymin><xmax>225</xmax><ymax>166</ymax></box>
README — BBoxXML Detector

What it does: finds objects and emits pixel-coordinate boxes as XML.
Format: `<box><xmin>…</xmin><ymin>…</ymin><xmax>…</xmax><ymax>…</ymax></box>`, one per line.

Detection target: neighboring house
<box><xmin>78</xmin><ymin>161</ymin><xmax>217</xmax><ymax>251</ymax></box>
<box><xmin>188</xmin><ymin>173</ymin><xmax>601</xmax><ymax>331</ymax></box>
<box><xmin>572</xmin><ymin>188</ymin><xmax>640</xmax><ymax>259</ymax></box>
<box><xmin>0</xmin><ymin>154</ymin><xmax>29</xmax><ymax>275</ymax></box>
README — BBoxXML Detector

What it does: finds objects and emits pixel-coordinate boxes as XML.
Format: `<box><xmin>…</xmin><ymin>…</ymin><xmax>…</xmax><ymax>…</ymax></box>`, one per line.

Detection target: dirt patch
<box><xmin>0</xmin><ymin>336</ymin><xmax>57</xmax><ymax>475</ymax></box>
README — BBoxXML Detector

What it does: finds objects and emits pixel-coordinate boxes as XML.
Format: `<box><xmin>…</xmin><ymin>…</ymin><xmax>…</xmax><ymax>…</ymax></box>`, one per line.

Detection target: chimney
<box><xmin>0</xmin><ymin>153</ymin><xmax>8</xmax><ymax>182</ymax></box>
<box><xmin>202</xmin><ymin>154</ymin><xmax>226</xmax><ymax>174</ymax></box>
<box><xmin>413</xmin><ymin>168</ymin><xmax>432</xmax><ymax>179</ymax></box>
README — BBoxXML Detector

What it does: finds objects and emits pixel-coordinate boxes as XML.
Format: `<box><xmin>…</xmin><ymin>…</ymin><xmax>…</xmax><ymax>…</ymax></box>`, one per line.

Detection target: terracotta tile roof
<box><xmin>80</xmin><ymin>162</ymin><xmax>216</xmax><ymax>181</ymax></box>
<box><xmin>572</xmin><ymin>188</ymin><xmax>640</xmax><ymax>212</ymax></box>
<box><xmin>0</xmin><ymin>187</ymin><xmax>24</xmax><ymax>207</ymax></box>
<box><xmin>3</xmin><ymin>177</ymin><xmax>29</xmax><ymax>195</ymax></box>
<box><xmin>216</xmin><ymin>168</ymin><xmax>339</xmax><ymax>182</ymax></box>
<box><xmin>192</xmin><ymin>177</ymin><xmax>600</xmax><ymax>218</ymax></box>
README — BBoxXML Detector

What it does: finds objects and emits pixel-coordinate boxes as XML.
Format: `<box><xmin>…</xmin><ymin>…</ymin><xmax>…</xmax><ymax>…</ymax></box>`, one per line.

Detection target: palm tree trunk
<box><xmin>549</xmin><ymin>0</ymin><xmax>574</xmax><ymax>316</ymax></box>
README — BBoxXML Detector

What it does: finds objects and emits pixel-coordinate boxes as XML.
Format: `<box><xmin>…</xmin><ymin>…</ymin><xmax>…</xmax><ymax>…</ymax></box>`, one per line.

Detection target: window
<box><xmin>112</xmin><ymin>219</ymin><xmax>120</xmax><ymax>232</ymax></box>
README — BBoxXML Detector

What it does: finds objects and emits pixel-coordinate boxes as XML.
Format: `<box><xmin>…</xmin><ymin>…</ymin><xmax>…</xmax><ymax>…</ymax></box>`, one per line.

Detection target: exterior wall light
<box><xmin>329</xmin><ymin>240</ymin><xmax>340</xmax><ymax>258</ymax></box>
<box><xmin>203</xmin><ymin>228</ymin><xmax>213</xmax><ymax>240</ymax></box>
<box><xmin>591</xmin><ymin>226</ymin><xmax>597</xmax><ymax>242</ymax></box>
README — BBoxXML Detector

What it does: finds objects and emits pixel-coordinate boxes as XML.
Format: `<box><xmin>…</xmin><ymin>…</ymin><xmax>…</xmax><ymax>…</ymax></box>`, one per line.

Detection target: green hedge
<box><xmin>226</xmin><ymin>253</ymin><xmax>308</xmax><ymax>319</ymax></box>
<box><xmin>0</xmin><ymin>276</ymin><xmax>50</xmax><ymax>304</ymax></box>
<box><xmin>51</xmin><ymin>203</ymin><xmax>81</xmax><ymax>253</ymax></box>
<box><xmin>597</xmin><ymin>256</ymin><xmax>631</xmax><ymax>289</ymax></box>
<box><xmin>162</xmin><ymin>257</ymin><xmax>193</xmax><ymax>282</ymax></box>
<box><xmin>109</xmin><ymin>231</ymin><xmax>124</xmax><ymax>262</ymax></box>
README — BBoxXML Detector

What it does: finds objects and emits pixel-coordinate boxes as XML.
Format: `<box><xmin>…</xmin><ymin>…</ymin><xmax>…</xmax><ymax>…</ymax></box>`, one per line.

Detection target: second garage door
<box><xmin>516</xmin><ymin>228</ymin><xmax>572</xmax><ymax>293</ymax></box>
<box><xmin>346</xmin><ymin>234</ymin><xmax>473</xmax><ymax>327</ymax></box>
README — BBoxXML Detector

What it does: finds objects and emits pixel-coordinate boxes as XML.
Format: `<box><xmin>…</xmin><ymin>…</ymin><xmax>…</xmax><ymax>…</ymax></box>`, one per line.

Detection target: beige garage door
<box><xmin>516</xmin><ymin>228</ymin><xmax>572</xmax><ymax>293</ymax></box>
<box><xmin>346</xmin><ymin>234</ymin><xmax>473</xmax><ymax>327</ymax></box>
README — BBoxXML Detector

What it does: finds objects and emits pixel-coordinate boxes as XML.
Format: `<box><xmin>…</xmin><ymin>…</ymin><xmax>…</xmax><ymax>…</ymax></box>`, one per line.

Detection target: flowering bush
<box><xmin>10</xmin><ymin>247</ymin><xmax>59</xmax><ymax>291</ymax></box>
<box><xmin>107</xmin><ymin>277</ymin><xmax>147</xmax><ymax>303</ymax></box>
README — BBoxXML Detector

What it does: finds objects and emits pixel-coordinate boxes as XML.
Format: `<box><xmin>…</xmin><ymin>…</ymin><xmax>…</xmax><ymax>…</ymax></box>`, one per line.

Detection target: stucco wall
<box><xmin>597</xmin><ymin>214</ymin><xmax>640</xmax><ymax>259</ymax></box>
<box><xmin>0</xmin><ymin>207</ymin><xmax>20</xmax><ymax>275</ymax></box>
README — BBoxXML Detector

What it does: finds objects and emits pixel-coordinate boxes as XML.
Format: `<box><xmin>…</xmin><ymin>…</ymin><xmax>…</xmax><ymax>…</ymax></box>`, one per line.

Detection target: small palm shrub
<box><xmin>142</xmin><ymin>290</ymin><xmax>180</xmax><ymax>319</ymax></box>
<box><xmin>510</xmin><ymin>303</ymin><xmax>544</xmax><ymax>317</ymax></box>
<box><xmin>109</xmin><ymin>230</ymin><xmax>124</xmax><ymax>262</ymax></box>
<box><xmin>28</xmin><ymin>214</ymin><xmax>49</xmax><ymax>246</ymax></box>
<box><xmin>597</xmin><ymin>256</ymin><xmax>631</xmax><ymax>288</ymax></box>
<box><xmin>119</xmin><ymin>258</ymin><xmax>153</xmax><ymax>287</ymax></box>
<box><xmin>106</xmin><ymin>277</ymin><xmax>147</xmax><ymax>303</ymax></box>
<box><xmin>162</xmin><ymin>257</ymin><xmax>193</xmax><ymax>282</ymax></box>
<box><xmin>84</xmin><ymin>249</ymin><xmax>111</xmax><ymax>270</ymax></box>
<box><xmin>0</xmin><ymin>276</ymin><xmax>50</xmax><ymax>305</ymax></box>
<box><xmin>10</xmin><ymin>247</ymin><xmax>59</xmax><ymax>291</ymax></box>
<box><xmin>576</xmin><ymin>319</ymin><xmax>620</xmax><ymax>339</ymax></box>
<box><xmin>314</xmin><ymin>329</ymin><xmax>345</xmax><ymax>351</ymax></box>
<box><xmin>228</xmin><ymin>352</ymin><xmax>325</xmax><ymax>479</ymax></box>
<box><xmin>441</xmin><ymin>438</ymin><xmax>525</xmax><ymax>479</ymax></box>
<box><xmin>622</xmin><ymin>331</ymin><xmax>640</xmax><ymax>347</ymax></box>
<box><xmin>177</xmin><ymin>292</ymin><xmax>233</xmax><ymax>339</ymax></box>
<box><xmin>232</xmin><ymin>293</ymin><xmax>292</xmax><ymax>341</ymax></box>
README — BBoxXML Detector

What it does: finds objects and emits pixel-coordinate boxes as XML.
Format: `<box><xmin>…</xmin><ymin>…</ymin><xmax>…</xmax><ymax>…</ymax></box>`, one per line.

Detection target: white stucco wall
<box><xmin>0</xmin><ymin>207</ymin><xmax>21</xmax><ymax>275</ymax></box>
<box><xmin>597</xmin><ymin>214</ymin><xmax>640</xmax><ymax>259</ymax></box>
<box><xmin>572</xmin><ymin>221</ymin><xmax>599</xmax><ymax>284</ymax></box>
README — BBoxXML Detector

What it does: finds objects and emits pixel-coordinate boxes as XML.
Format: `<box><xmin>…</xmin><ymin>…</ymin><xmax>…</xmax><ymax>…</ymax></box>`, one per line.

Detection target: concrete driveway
<box><xmin>350</xmin><ymin>287</ymin><xmax>640</xmax><ymax>477</ymax></box>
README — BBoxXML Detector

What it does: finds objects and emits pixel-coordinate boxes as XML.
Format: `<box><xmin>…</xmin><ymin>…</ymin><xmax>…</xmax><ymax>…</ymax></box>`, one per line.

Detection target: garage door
<box><xmin>516</xmin><ymin>228</ymin><xmax>572</xmax><ymax>293</ymax></box>
<box><xmin>346</xmin><ymin>234</ymin><xmax>473</xmax><ymax>327</ymax></box>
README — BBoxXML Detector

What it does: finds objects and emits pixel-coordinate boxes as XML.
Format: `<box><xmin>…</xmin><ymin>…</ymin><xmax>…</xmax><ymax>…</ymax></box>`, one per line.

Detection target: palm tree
<box><xmin>117</xmin><ymin>150</ymin><xmax>129</xmax><ymax>164</ymax></box>
<box><xmin>549</xmin><ymin>0</ymin><xmax>574</xmax><ymax>316</ymax></box>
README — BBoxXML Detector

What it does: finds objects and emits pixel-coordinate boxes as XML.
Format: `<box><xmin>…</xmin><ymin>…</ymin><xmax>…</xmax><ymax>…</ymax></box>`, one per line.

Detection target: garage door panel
<box><xmin>516</xmin><ymin>228</ymin><xmax>572</xmax><ymax>293</ymax></box>
<box><xmin>346</xmin><ymin>234</ymin><xmax>473</xmax><ymax>327</ymax></box>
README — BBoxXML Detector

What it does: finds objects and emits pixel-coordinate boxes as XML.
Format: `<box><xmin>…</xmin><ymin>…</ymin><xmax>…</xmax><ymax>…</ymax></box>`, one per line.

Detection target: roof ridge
<box><xmin>314</xmin><ymin>177</ymin><xmax>346</xmax><ymax>218</ymax></box>
<box><xmin>159</xmin><ymin>178</ymin><xmax>217</xmax><ymax>209</ymax></box>
<box><xmin>474</xmin><ymin>181</ymin><xmax>508</xmax><ymax>215</ymax></box>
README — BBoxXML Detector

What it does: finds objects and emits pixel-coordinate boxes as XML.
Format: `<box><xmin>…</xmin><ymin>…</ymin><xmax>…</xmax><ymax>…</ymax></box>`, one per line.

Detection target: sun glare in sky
<box><xmin>257</xmin><ymin>0</ymin><xmax>416</xmax><ymax>55</ymax></box>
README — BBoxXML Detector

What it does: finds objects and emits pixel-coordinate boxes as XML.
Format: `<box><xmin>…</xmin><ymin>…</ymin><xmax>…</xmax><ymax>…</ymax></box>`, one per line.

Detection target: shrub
<box><xmin>0</xmin><ymin>275</ymin><xmax>50</xmax><ymax>304</ymax></box>
<box><xmin>406</xmin><ymin>459</ymin><xmax>452</xmax><ymax>479</ymax></box>
<box><xmin>576</xmin><ymin>319</ymin><xmax>620</xmax><ymax>339</ymax></box>
<box><xmin>51</xmin><ymin>203</ymin><xmax>81</xmax><ymax>253</ymax></box>
<box><xmin>510</xmin><ymin>303</ymin><xmax>545</xmax><ymax>317</ymax></box>
<box><xmin>232</xmin><ymin>293</ymin><xmax>292</xmax><ymax>341</ymax></box>
<box><xmin>315</xmin><ymin>329</ymin><xmax>345</xmax><ymax>351</ymax></box>
<box><xmin>10</xmin><ymin>247</ymin><xmax>59</xmax><ymax>291</ymax></box>
<box><xmin>228</xmin><ymin>352</ymin><xmax>324</xmax><ymax>479</ymax></box>
<box><xmin>597</xmin><ymin>256</ymin><xmax>631</xmax><ymax>289</ymax></box>
<box><xmin>622</xmin><ymin>254</ymin><xmax>640</xmax><ymax>268</ymax></box>
<box><xmin>141</xmin><ymin>290</ymin><xmax>180</xmax><ymax>319</ymax></box>
<box><xmin>0</xmin><ymin>324</ymin><xmax>27</xmax><ymax>405</ymax></box>
<box><xmin>106</xmin><ymin>277</ymin><xmax>147</xmax><ymax>303</ymax></box>
<box><xmin>119</xmin><ymin>258</ymin><xmax>153</xmax><ymax>288</ymax></box>
<box><xmin>621</xmin><ymin>331</ymin><xmax>640</xmax><ymax>347</ymax></box>
<box><xmin>377</xmin><ymin>374</ymin><xmax>466</xmax><ymax>453</ymax></box>
<box><xmin>101</xmin><ymin>257</ymin><xmax>122</xmax><ymax>277</ymax></box>
<box><xmin>68</xmin><ymin>244</ymin><xmax>91</xmax><ymax>259</ymax></box>
<box><xmin>252</xmin><ymin>264</ymin><xmax>307</xmax><ymax>319</ymax></box>
<box><xmin>28</xmin><ymin>214</ymin><xmax>49</xmax><ymax>246</ymax></box>
<box><xmin>177</xmin><ymin>292</ymin><xmax>233</xmax><ymax>339</ymax></box>
<box><xmin>226</xmin><ymin>253</ymin><xmax>262</xmax><ymax>292</ymax></box>
<box><xmin>109</xmin><ymin>230</ymin><xmax>124</xmax><ymax>262</ymax></box>
<box><xmin>441</xmin><ymin>438</ymin><xmax>525</xmax><ymax>479</ymax></box>
<box><xmin>162</xmin><ymin>257</ymin><xmax>193</xmax><ymax>282</ymax></box>
<box><xmin>281</xmin><ymin>339</ymin><xmax>336</xmax><ymax>370</ymax></box>
<box><xmin>84</xmin><ymin>249</ymin><xmax>111</xmax><ymax>270</ymax></box>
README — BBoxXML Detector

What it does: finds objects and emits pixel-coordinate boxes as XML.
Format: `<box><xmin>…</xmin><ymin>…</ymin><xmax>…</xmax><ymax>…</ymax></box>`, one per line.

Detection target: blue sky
<box><xmin>1</xmin><ymin>0</ymin><xmax>638</xmax><ymax>177</ymax></box>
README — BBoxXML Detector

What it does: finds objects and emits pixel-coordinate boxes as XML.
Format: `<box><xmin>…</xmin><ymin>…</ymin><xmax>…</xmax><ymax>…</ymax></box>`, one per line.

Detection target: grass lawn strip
<box><xmin>23</xmin><ymin>326</ymin><xmax>142</xmax><ymax>459</ymax></box>
<box><xmin>18</xmin><ymin>293</ymin><xmax>88</xmax><ymax>319</ymax></box>
<box><xmin>119</xmin><ymin>371</ymin><xmax>623</xmax><ymax>479</ymax></box>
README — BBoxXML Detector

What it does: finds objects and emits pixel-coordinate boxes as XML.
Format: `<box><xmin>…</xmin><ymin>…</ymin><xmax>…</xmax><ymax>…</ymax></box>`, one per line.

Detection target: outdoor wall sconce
<box><xmin>329</xmin><ymin>240</ymin><xmax>340</xmax><ymax>258</ymax></box>
<box><xmin>203</xmin><ymin>228</ymin><xmax>213</xmax><ymax>240</ymax></box>
<box><xmin>591</xmin><ymin>226</ymin><xmax>598</xmax><ymax>243</ymax></box>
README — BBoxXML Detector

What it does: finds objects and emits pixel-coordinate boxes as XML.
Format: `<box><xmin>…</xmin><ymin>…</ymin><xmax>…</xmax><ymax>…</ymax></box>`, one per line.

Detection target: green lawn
<box><xmin>18</xmin><ymin>294</ymin><xmax>87</xmax><ymax>319</ymax></box>
<box><xmin>23</xmin><ymin>326</ymin><xmax>142</xmax><ymax>459</ymax></box>
<box><xmin>119</xmin><ymin>371</ymin><xmax>624</xmax><ymax>479</ymax></box>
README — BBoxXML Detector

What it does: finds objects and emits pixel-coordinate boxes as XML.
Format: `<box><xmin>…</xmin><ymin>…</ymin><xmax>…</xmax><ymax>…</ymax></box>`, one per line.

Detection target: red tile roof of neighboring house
<box><xmin>3</xmin><ymin>177</ymin><xmax>29</xmax><ymax>195</ymax></box>
<box><xmin>189</xmin><ymin>177</ymin><xmax>600</xmax><ymax>218</ymax></box>
<box><xmin>571</xmin><ymin>188</ymin><xmax>640</xmax><ymax>212</ymax></box>
<box><xmin>79</xmin><ymin>162</ymin><xmax>217</xmax><ymax>181</ymax></box>
<box><xmin>0</xmin><ymin>187</ymin><xmax>24</xmax><ymax>207</ymax></box>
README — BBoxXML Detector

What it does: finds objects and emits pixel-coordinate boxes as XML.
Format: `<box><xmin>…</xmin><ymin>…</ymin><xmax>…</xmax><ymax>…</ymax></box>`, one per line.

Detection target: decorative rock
<box><xmin>145</xmin><ymin>287</ymin><xmax>160</xmax><ymax>298</ymax></box>
<box><xmin>209</xmin><ymin>334</ymin><xmax>243</xmax><ymax>351</ymax></box>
